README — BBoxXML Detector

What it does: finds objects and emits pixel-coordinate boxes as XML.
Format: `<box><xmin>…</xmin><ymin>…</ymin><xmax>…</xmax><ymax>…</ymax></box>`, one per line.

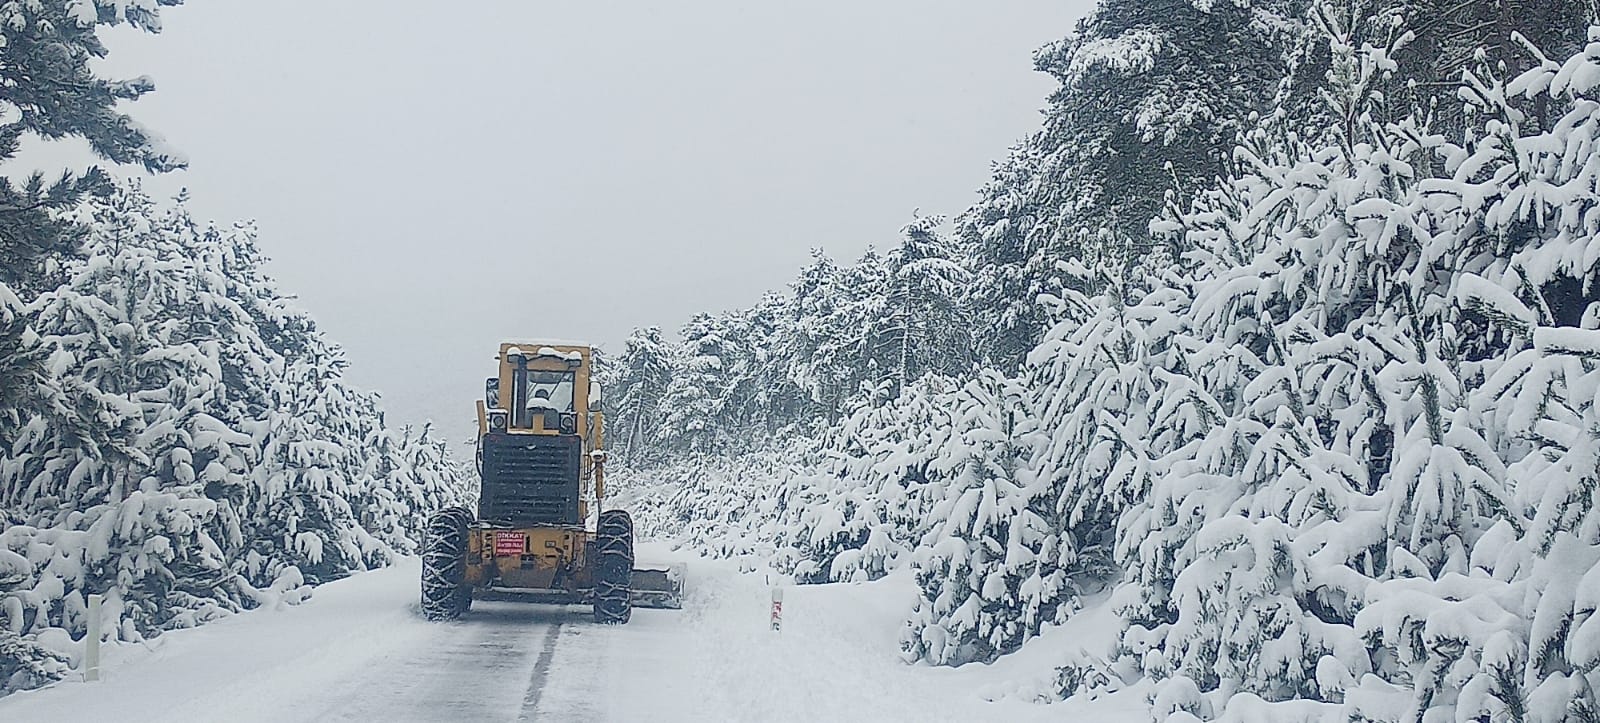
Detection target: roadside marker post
<box><xmin>84</xmin><ymin>593</ymin><xmax>102</xmax><ymax>682</ymax></box>
<box><xmin>771</xmin><ymin>586</ymin><xmax>783</xmax><ymax>632</ymax></box>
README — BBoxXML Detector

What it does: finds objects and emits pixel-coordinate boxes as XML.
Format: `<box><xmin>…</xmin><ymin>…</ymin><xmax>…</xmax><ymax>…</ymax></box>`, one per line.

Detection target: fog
<box><xmin>17</xmin><ymin>1</ymin><xmax>1094</xmax><ymax>443</ymax></box>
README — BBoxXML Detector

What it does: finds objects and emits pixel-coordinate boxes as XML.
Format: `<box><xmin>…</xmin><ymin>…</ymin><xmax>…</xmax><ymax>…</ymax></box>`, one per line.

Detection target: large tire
<box><xmin>593</xmin><ymin>509</ymin><xmax>633</xmax><ymax>624</ymax></box>
<box><xmin>421</xmin><ymin>506</ymin><xmax>472</xmax><ymax>621</ymax></box>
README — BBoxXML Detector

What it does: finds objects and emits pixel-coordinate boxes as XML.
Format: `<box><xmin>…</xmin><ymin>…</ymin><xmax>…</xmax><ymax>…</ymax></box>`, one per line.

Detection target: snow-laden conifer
<box><xmin>0</xmin><ymin>185</ymin><xmax>469</xmax><ymax>695</ymax></box>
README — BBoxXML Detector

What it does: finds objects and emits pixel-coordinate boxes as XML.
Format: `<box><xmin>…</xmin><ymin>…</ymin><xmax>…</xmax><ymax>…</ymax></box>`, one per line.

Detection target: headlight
<box><xmin>488</xmin><ymin>409</ymin><xmax>508</xmax><ymax>432</ymax></box>
<box><xmin>559</xmin><ymin>413</ymin><xmax>576</xmax><ymax>434</ymax></box>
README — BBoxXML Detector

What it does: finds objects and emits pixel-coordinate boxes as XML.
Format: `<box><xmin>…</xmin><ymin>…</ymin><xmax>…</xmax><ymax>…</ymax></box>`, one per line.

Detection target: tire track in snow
<box><xmin>516</xmin><ymin>619</ymin><xmax>565</xmax><ymax>721</ymax></box>
<box><xmin>529</xmin><ymin>622</ymin><xmax>607</xmax><ymax>719</ymax></box>
<box><xmin>291</xmin><ymin>601</ymin><xmax>565</xmax><ymax>722</ymax></box>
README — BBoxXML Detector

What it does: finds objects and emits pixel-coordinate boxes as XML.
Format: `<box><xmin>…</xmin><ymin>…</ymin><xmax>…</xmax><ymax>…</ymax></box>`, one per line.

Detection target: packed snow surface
<box><xmin>0</xmin><ymin>545</ymin><xmax>1148</xmax><ymax>722</ymax></box>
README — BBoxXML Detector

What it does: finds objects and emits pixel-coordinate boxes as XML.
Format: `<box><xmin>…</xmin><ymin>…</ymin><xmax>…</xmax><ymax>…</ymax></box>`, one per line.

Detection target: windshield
<box><xmin>526</xmin><ymin>370</ymin><xmax>575</xmax><ymax>413</ymax></box>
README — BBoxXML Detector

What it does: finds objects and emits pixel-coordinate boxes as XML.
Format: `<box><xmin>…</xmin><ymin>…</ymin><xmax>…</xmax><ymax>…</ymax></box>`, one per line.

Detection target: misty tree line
<box><xmin>606</xmin><ymin>0</ymin><xmax>1597</xmax><ymax>461</ymax></box>
<box><xmin>609</xmin><ymin>1</ymin><xmax>1600</xmax><ymax>720</ymax></box>
<box><xmin>601</xmin><ymin>214</ymin><xmax>973</xmax><ymax>463</ymax></box>
<box><xmin>0</xmin><ymin>2</ymin><xmax>469</xmax><ymax>693</ymax></box>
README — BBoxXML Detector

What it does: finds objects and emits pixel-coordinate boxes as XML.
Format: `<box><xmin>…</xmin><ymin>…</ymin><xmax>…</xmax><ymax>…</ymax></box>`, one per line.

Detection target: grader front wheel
<box><xmin>593</xmin><ymin>509</ymin><xmax>634</xmax><ymax>624</ymax></box>
<box><xmin>421</xmin><ymin>506</ymin><xmax>472</xmax><ymax>621</ymax></box>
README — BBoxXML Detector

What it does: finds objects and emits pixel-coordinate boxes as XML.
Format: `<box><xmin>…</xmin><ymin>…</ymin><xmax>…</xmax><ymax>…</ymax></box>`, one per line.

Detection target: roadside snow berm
<box><xmin>420</xmin><ymin>342</ymin><xmax>684</xmax><ymax>624</ymax></box>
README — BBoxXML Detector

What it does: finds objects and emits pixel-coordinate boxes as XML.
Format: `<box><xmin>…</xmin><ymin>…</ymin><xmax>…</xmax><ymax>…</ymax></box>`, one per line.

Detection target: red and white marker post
<box><xmin>770</xmin><ymin>586</ymin><xmax>784</xmax><ymax>632</ymax></box>
<box><xmin>84</xmin><ymin>593</ymin><xmax>102</xmax><ymax>682</ymax></box>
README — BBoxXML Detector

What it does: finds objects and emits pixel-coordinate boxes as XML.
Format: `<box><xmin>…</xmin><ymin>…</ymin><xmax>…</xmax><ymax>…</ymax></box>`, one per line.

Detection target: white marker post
<box><xmin>770</xmin><ymin>586</ymin><xmax>783</xmax><ymax>632</ymax></box>
<box><xmin>84</xmin><ymin>593</ymin><xmax>102</xmax><ymax>682</ymax></box>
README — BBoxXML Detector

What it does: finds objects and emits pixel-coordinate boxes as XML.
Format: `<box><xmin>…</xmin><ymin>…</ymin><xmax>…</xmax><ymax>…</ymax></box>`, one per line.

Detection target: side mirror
<box><xmin>485</xmin><ymin>377</ymin><xmax>499</xmax><ymax>407</ymax></box>
<box><xmin>588</xmin><ymin>381</ymin><xmax>603</xmax><ymax>412</ymax></box>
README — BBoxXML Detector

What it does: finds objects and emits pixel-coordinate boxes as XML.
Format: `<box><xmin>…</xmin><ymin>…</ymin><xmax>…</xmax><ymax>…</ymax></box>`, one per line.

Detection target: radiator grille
<box><xmin>479</xmin><ymin>433</ymin><xmax>581</xmax><ymax>526</ymax></box>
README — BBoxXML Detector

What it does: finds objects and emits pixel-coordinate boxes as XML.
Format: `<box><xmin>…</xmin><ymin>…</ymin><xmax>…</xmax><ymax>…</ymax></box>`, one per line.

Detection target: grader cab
<box><xmin>420</xmin><ymin>342</ymin><xmax>683</xmax><ymax>623</ymax></box>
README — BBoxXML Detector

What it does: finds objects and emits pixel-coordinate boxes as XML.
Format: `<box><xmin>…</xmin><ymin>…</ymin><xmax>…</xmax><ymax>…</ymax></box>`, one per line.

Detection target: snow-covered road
<box><xmin>287</xmin><ymin>600</ymin><xmax>572</xmax><ymax>721</ymax></box>
<box><xmin>0</xmin><ymin>545</ymin><xmax>1149</xmax><ymax>722</ymax></box>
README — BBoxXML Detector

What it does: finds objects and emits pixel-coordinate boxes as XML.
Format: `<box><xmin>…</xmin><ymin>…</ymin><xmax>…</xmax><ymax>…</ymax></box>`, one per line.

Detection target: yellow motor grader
<box><xmin>420</xmin><ymin>342</ymin><xmax>682</xmax><ymax>623</ymax></box>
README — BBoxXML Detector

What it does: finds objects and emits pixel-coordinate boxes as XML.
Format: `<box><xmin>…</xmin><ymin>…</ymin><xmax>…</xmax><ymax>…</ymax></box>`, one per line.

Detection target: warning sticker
<box><xmin>494</xmin><ymin>532</ymin><xmax>525</xmax><ymax>556</ymax></box>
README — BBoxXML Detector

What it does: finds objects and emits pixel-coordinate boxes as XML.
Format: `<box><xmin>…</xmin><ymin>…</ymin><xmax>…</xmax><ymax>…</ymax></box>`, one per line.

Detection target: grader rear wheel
<box><xmin>421</xmin><ymin>506</ymin><xmax>473</xmax><ymax>621</ymax></box>
<box><xmin>593</xmin><ymin>509</ymin><xmax>633</xmax><ymax>624</ymax></box>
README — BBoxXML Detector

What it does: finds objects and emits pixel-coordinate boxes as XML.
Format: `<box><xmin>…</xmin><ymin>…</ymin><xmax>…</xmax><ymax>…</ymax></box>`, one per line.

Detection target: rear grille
<box><xmin>479</xmin><ymin>433</ymin><xmax>581</xmax><ymax>526</ymax></box>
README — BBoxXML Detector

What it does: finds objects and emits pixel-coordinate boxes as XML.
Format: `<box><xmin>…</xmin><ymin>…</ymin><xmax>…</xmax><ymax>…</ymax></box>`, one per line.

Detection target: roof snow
<box><xmin>536</xmin><ymin>346</ymin><xmax>584</xmax><ymax>362</ymax></box>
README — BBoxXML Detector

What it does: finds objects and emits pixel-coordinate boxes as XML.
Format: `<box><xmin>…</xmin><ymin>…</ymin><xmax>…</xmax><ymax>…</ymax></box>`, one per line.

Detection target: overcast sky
<box><xmin>18</xmin><ymin>1</ymin><xmax>1095</xmax><ymax>445</ymax></box>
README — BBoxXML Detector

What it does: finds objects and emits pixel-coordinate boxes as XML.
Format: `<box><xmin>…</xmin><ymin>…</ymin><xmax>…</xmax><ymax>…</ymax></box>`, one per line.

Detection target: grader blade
<box><xmin>630</xmin><ymin>562</ymin><xmax>686</xmax><ymax>609</ymax></box>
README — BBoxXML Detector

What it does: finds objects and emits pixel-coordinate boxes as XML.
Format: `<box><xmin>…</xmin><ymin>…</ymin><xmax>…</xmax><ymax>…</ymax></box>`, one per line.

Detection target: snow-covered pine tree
<box><xmin>654</xmin><ymin>313</ymin><xmax>730</xmax><ymax>457</ymax></box>
<box><xmin>249</xmin><ymin>340</ymin><xmax>375</xmax><ymax>585</ymax></box>
<box><xmin>0</xmin><ymin>282</ymin><xmax>84</xmax><ymax>495</ymax></box>
<box><xmin>3</xmin><ymin>183</ymin><xmax>258</xmax><ymax>648</ymax></box>
<box><xmin>709</xmin><ymin>294</ymin><xmax>791</xmax><ymax>448</ymax></box>
<box><xmin>605</xmin><ymin>326</ymin><xmax>676</xmax><ymax>466</ymax></box>
<box><xmin>956</xmin><ymin>145</ymin><xmax>1054</xmax><ymax>371</ymax></box>
<box><xmin>1123</xmin><ymin>22</ymin><xmax>1407</xmax><ymax>717</ymax></box>
<box><xmin>792</xmin><ymin>247</ymin><xmax>900</xmax><ymax>417</ymax></box>
<box><xmin>600</xmin><ymin>5</ymin><xmax>1600</xmax><ymax>721</ymax></box>
<box><xmin>2</xmin><ymin>182</ymin><xmax>471</xmax><ymax>696</ymax></box>
<box><xmin>959</xmin><ymin>0</ymin><xmax>1307</xmax><ymax>371</ymax></box>
<box><xmin>1383</xmin><ymin>0</ymin><xmax>1593</xmax><ymax>136</ymax></box>
<box><xmin>354</xmin><ymin>419</ymin><xmax>416</xmax><ymax>556</ymax></box>
<box><xmin>398</xmin><ymin>423</ymin><xmax>473</xmax><ymax>534</ymax></box>
<box><xmin>0</xmin><ymin>0</ymin><xmax>184</xmax><ymax>292</ymax></box>
<box><xmin>1016</xmin><ymin>254</ymin><xmax>1210</xmax><ymax>692</ymax></box>
<box><xmin>0</xmin><ymin>6</ymin><xmax>192</xmax><ymax>625</ymax></box>
<box><xmin>605</xmin><ymin>241</ymin><xmax>948</xmax><ymax>470</ymax></box>
<box><xmin>1116</xmin><ymin>8</ymin><xmax>1580</xmax><ymax>718</ymax></box>
<box><xmin>779</xmin><ymin>251</ymin><xmax>870</xmax><ymax>423</ymax></box>
<box><xmin>875</xmin><ymin>216</ymin><xmax>972</xmax><ymax>395</ymax></box>
<box><xmin>208</xmin><ymin>211</ymin><xmax>469</xmax><ymax>584</ymax></box>
<box><xmin>1424</xmin><ymin>33</ymin><xmax>1600</xmax><ymax>720</ymax></box>
<box><xmin>784</xmin><ymin>374</ymin><xmax>958</xmax><ymax>584</ymax></box>
<box><xmin>902</xmin><ymin>370</ymin><xmax>1059</xmax><ymax>666</ymax></box>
